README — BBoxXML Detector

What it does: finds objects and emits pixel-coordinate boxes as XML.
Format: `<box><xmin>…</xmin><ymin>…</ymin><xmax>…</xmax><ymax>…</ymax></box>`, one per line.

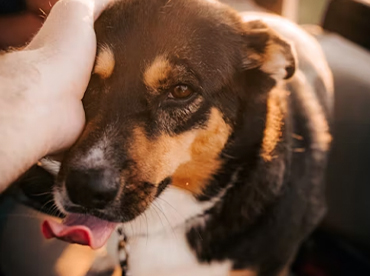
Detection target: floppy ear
<box><xmin>241</xmin><ymin>20</ymin><xmax>296</xmax><ymax>81</ymax></box>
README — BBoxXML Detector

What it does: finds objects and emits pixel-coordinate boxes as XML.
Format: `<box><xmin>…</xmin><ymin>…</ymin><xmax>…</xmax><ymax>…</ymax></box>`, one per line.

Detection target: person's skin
<box><xmin>0</xmin><ymin>0</ymin><xmax>115</xmax><ymax>191</ymax></box>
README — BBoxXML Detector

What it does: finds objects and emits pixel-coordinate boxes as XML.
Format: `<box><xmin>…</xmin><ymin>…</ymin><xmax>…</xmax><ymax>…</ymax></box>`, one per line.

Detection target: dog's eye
<box><xmin>168</xmin><ymin>85</ymin><xmax>193</xmax><ymax>99</ymax></box>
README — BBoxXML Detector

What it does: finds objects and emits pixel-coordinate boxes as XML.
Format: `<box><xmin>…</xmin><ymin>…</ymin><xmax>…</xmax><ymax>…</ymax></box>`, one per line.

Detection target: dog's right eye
<box><xmin>168</xmin><ymin>85</ymin><xmax>194</xmax><ymax>99</ymax></box>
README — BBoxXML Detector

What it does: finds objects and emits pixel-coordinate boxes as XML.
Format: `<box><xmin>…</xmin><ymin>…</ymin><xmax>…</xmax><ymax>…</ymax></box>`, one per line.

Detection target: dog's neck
<box><xmin>121</xmin><ymin>181</ymin><xmax>234</xmax><ymax>238</ymax></box>
<box><xmin>118</xmin><ymin>181</ymin><xmax>239</xmax><ymax>276</ymax></box>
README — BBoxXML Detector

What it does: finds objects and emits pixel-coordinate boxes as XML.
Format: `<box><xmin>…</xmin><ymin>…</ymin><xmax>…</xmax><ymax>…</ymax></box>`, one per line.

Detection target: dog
<box><xmin>18</xmin><ymin>0</ymin><xmax>333</xmax><ymax>275</ymax></box>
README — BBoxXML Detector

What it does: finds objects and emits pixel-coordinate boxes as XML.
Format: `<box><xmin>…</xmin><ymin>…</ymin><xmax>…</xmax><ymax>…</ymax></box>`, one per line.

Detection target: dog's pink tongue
<box><xmin>42</xmin><ymin>214</ymin><xmax>117</xmax><ymax>249</ymax></box>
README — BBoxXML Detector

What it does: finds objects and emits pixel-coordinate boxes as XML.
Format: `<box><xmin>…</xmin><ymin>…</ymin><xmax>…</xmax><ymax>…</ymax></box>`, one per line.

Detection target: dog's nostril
<box><xmin>65</xmin><ymin>169</ymin><xmax>119</xmax><ymax>209</ymax></box>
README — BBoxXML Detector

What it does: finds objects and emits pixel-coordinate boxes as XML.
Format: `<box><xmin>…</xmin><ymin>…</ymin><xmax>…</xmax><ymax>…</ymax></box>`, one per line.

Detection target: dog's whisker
<box><xmin>221</xmin><ymin>152</ymin><xmax>238</xmax><ymax>159</ymax></box>
<box><xmin>38</xmin><ymin>198</ymin><xmax>56</xmax><ymax>212</ymax></box>
<box><xmin>45</xmin><ymin>200</ymin><xmax>63</xmax><ymax>218</ymax></box>
<box><xmin>155</xmin><ymin>196</ymin><xmax>186</xmax><ymax>221</ymax></box>
<box><xmin>144</xmin><ymin>211</ymin><xmax>149</xmax><ymax>246</ymax></box>
<box><xmin>127</xmin><ymin>210</ymin><xmax>135</xmax><ymax>237</ymax></box>
<box><xmin>152</xmin><ymin>202</ymin><xmax>177</xmax><ymax>242</ymax></box>
<box><xmin>50</xmin><ymin>203</ymin><xmax>61</xmax><ymax>217</ymax></box>
<box><xmin>150</xmin><ymin>202</ymin><xmax>166</xmax><ymax>231</ymax></box>
<box><xmin>47</xmin><ymin>204</ymin><xmax>57</xmax><ymax>217</ymax></box>
<box><xmin>28</xmin><ymin>191</ymin><xmax>53</xmax><ymax>197</ymax></box>
<box><xmin>155</xmin><ymin>193</ymin><xmax>205</xmax><ymax>243</ymax></box>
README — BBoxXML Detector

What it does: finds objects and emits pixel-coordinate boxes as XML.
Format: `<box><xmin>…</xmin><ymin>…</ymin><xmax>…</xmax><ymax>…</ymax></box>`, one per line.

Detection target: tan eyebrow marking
<box><xmin>94</xmin><ymin>45</ymin><xmax>115</xmax><ymax>79</ymax></box>
<box><xmin>143</xmin><ymin>55</ymin><xmax>172</xmax><ymax>93</ymax></box>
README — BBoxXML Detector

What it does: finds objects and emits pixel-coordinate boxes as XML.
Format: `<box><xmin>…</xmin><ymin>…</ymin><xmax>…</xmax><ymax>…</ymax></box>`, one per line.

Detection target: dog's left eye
<box><xmin>168</xmin><ymin>85</ymin><xmax>194</xmax><ymax>99</ymax></box>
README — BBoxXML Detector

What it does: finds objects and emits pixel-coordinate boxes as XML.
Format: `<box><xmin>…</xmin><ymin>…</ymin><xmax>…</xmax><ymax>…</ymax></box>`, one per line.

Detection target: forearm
<box><xmin>0</xmin><ymin>51</ymin><xmax>49</xmax><ymax>190</ymax></box>
<box><xmin>0</xmin><ymin>105</ymin><xmax>49</xmax><ymax>191</ymax></box>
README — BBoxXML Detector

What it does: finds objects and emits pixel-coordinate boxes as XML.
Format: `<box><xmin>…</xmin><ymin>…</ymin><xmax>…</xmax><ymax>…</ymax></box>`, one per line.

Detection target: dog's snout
<box><xmin>65</xmin><ymin>169</ymin><xmax>119</xmax><ymax>209</ymax></box>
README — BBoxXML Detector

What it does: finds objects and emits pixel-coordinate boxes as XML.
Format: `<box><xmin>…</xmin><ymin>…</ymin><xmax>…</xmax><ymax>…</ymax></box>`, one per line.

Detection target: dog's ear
<box><xmin>241</xmin><ymin>20</ymin><xmax>296</xmax><ymax>80</ymax></box>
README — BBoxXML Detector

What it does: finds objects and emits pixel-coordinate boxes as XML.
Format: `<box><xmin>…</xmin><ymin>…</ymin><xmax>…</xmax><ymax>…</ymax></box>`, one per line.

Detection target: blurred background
<box><xmin>0</xmin><ymin>0</ymin><xmax>370</xmax><ymax>275</ymax></box>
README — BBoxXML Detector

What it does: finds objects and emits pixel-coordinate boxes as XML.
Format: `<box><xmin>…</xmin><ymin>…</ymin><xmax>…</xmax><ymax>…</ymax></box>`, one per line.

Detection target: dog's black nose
<box><xmin>65</xmin><ymin>169</ymin><xmax>119</xmax><ymax>209</ymax></box>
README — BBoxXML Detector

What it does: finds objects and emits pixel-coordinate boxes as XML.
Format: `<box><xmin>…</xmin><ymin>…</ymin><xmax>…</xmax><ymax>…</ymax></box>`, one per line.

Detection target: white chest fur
<box><xmin>123</xmin><ymin>187</ymin><xmax>217</xmax><ymax>237</ymax></box>
<box><xmin>127</xmin><ymin>227</ymin><xmax>231</xmax><ymax>276</ymax></box>
<box><xmin>122</xmin><ymin>187</ymin><xmax>232</xmax><ymax>276</ymax></box>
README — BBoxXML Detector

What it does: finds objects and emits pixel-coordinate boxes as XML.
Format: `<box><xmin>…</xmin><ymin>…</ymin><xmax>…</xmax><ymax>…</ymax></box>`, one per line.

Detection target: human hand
<box><xmin>24</xmin><ymin>0</ymin><xmax>115</xmax><ymax>153</ymax></box>
<box><xmin>0</xmin><ymin>0</ymin><xmax>115</xmax><ymax>188</ymax></box>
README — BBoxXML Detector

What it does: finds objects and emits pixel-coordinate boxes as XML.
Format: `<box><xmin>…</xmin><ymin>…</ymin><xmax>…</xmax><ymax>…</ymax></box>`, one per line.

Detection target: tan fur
<box><xmin>172</xmin><ymin>108</ymin><xmax>231</xmax><ymax>194</ymax></box>
<box><xmin>143</xmin><ymin>55</ymin><xmax>172</xmax><ymax>93</ymax></box>
<box><xmin>112</xmin><ymin>267</ymin><xmax>122</xmax><ymax>276</ymax></box>
<box><xmin>94</xmin><ymin>45</ymin><xmax>115</xmax><ymax>79</ymax></box>
<box><xmin>261</xmin><ymin>88</ymin><xmax>287</xmax><ymax>162</ymax></box>
<box><xmin>230</xmin><ymin>270</ymin><xmax>257</xmax><ymax>276</ymax></box>
<box><xmin>129</xmin><ymin>108</ymin><xmax>231</xmax><ymax>195</ymax></box>
<box><xmin>129</xmin><ymin>126</ymin><xmax>197</xmax><ymax>185</ymax></box>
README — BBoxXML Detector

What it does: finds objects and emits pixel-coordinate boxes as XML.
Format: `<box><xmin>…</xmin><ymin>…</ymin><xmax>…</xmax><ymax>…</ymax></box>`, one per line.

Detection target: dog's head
<box><xmin>44</xmin><ymin>0</ymin><xmax>296</xmax><ymax>248</ymax></box>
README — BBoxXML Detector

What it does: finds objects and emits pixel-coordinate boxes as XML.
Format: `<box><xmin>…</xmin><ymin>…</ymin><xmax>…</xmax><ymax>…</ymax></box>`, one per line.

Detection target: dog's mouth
<box><xmin>42</xmin><ymin>214</ymin><xmax>118</xmax><ymax>249</ymax></box>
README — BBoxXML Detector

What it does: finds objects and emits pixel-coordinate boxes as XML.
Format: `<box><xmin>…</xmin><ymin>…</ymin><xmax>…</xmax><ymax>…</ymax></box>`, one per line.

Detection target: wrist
<box><xmin>0</xmin><ymin>50</ymin><xmax>83</xmax><ymax>159</ymax></box>
<box><xmin>0</xmin><ymin>51</ymin><xmax>52</xmax><ymax>152</ymax></box>
<box><xmin>0</xmin><ymin>93</ymin><xmax>50</xmax><ymax>188</ymax></box>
